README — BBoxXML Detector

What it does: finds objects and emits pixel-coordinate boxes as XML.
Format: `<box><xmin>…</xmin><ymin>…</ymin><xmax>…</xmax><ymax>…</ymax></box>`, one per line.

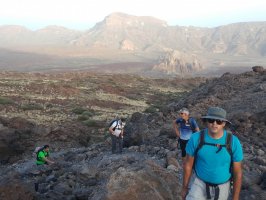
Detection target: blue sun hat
<box><xmin>201</xmin><ymin>107</ymin><xmax>231</xmax><ymax>123</ymax></box>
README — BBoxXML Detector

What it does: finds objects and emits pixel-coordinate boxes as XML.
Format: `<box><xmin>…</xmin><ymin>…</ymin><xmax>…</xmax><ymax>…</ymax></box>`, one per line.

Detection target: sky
<box><xmin>0</xmin><ymin>0</ymin><xmax>266</xmax><ymax>30</ymax></box>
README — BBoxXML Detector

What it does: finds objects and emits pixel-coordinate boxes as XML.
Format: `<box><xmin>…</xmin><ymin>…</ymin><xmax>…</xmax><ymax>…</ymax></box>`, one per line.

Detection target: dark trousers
<box><xmin>111</xmin><ymin>134</ymin><xmax>123</xmax><ymax>153</ymax></box>
<box><xmin>179</xmin><ymin>138</ymin><xmax>189</xmax><ymax>157</ymax></box>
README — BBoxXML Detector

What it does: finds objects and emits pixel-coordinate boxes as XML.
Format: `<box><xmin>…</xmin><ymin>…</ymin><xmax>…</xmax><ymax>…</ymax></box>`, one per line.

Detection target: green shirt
<box><xmin>36</xmin><ymin>150</ymin><xmax>49</xmax><ymax>165</ymax></box>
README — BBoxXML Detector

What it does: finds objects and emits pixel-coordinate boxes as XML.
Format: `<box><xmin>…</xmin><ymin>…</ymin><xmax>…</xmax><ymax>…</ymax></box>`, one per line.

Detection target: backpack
<box><xmin>109</xmin><ymin>119</ymin><xmax>119</xmax><ymax>131</ymax></box>
<box><xmin>193</xmin><ymin>129</ymin><xmax>233</xmax><ymax>175</ymax></box>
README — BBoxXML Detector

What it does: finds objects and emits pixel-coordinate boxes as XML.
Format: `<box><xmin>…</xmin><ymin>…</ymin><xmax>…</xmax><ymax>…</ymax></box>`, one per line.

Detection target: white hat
<box><xmin>179</xmin><ymin>108</ymin><xmax>189</xmax><ymax>115</ymax></box>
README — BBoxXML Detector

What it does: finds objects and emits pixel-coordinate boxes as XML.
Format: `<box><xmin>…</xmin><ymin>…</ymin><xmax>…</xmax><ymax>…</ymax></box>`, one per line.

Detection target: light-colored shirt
<box><xmin>110</xmin><ymin>120</ymin><xmax>124</xmax><ymax>137</ymax></box>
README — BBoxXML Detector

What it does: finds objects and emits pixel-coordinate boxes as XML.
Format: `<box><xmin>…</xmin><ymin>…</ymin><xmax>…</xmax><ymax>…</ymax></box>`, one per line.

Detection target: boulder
<box><xmin>252</xmin><ymin>66</ymin><xmax>264</xmax><ymax>72</ymax></box>
<box><xmin>106</xmin><ymin>160</ymin><xmax>181</xmax><ymax>200</ymax></box>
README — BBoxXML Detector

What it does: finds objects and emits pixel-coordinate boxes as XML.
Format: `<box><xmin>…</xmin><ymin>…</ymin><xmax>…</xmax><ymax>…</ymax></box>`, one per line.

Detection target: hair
<box><xmin>121</xmin><ymin>117</ymin><xmax>126</xmax><ymax>122</ymax></box>
<box><xmin>43</xmin><ymin>144</ymin><xmax>50</xmax><ymax>149</ymax></box>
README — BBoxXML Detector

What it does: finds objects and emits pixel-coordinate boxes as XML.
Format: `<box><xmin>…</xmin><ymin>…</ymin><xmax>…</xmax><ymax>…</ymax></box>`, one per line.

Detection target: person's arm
<box><xmin>109</xmin><ymin>121</ymin><xmax>117</xmax><ymax>135</ymax></box>
<box><xmin>182</xmin><ymin>155</ymin><xmax>194</xmax><ymax>200</ymax></box>
<box><xmin>39</xmin><ymin>152</ymin><xmax>55</xmax><ymax>165</ymax></box>
<box><xmin>192</xmin><ymin>118</ymin><xmax>200</xmax><ymax>132</ymax></box>
<box><xmin>109</xmin><ymin>126</ymin><xmax>115</xmax><ymax>134</ymax></box>
<box><xmin>43</xmin><ymin>157</ymin><xmax>55</xmax><ymax>164</ymax></box>
<box><xmin>121</xmin><ymin>122</ymin><xmax>126</xmax><ymax>137</ymax></box>
<box><xmin>232</xmin><ymin>162</ymin><xmax>242</xmax><ymax>200</ymax></box>
<box><xmin>172</xmin><ymin>120</ymin><xmax>180</xmax><ymax>138</ymax></box>
<box><xmin>121</xmin><ymin>128</ymin><xmax>124</xmax><ymax>138</ymax></box>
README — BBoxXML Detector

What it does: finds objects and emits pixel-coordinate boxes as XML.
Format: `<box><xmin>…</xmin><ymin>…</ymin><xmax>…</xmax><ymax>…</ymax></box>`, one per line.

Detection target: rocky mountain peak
<box><xmin>100</xmin><ymin>12</ymin><xmax>168</xmax><ymax>28</ymax></box>
<box><xmin>153</xmin><ymin>50</ymin><xmax>204</xmax><ymax>75</ymax></box>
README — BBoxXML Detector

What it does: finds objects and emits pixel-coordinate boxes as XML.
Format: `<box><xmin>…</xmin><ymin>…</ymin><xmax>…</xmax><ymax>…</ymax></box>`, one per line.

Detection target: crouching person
<box><xmin>34</xmin><ymin>144</ymin><xmax>55</xmax><ymax>192</ymax></box>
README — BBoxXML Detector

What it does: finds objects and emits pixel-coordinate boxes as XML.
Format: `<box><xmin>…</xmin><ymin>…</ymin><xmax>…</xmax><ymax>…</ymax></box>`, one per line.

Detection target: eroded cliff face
<box><xmin>153</xmin><ymin>50</ymin><xmax>204</xmax><ymax>76</ymax></box>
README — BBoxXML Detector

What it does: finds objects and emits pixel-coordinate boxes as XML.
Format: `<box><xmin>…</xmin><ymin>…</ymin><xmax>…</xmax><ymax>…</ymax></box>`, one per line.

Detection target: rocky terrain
<box><xmin>0</xmin><ymin>66</ymin><xmax>265</xmax><ymax>200</ymax></box>
<box><xmin>153</xmin><ymin>50</ymin><xmax>204</xmax><ymax>76</ymax></box>
<box><xmin>0</xmin><ymin>71</ymin><xmax>204</xmax><ymax>164</ymax></box>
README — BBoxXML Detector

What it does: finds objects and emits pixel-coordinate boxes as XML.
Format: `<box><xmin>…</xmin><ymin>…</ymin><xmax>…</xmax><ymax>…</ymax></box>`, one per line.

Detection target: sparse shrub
<box><xmin>77</xmin><ymin>115</ymin><xmax>90</xmax><ymax>121</ymax></box>
<box><xmin>45</xmin><ymin>103</ymin><xmax>53</xmax><ymax>109</ymax></box>
<box><xmin>21</xmin><ymin>103</ymin><xmax>43</xmax><ymax>111</ymax></box>
<box><xmin>144</xmin><ymin>106</ymin><xmax>159</xmax><ymax>113</ymax></box>
<box><xmin>77</xmin><ymin>110</ymin><xmax>95</xmax><ymax>121</ymax></box>
<box><xmin>82</xmin><ymin>110</ymin><xmax>94</xmax><ymax>117</ymax></box>
<box><xmin>83</xmin><ymin>119</ymin><xmax>97</xmax><ymax>127</ymax></box>
<box><xmin>72</xmin><ymin>107</ymin><xmax>87</xmax><ymax>114</ymax></box>
<box><xmin>0</xmin><ymin>97</ymin><xmax>14</xmax><ymax>105</ymax></box>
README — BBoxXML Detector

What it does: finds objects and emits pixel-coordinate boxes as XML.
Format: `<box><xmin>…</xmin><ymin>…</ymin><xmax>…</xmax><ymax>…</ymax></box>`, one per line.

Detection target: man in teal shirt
<box><xmin>182</xmin><ymin>107</ymin><xmax>243</xmax><ymax>200</ymax></box>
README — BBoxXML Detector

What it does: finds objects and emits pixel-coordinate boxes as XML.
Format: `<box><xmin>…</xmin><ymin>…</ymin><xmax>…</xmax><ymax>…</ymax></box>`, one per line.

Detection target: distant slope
<box><xmin>0</xmin><ymin>13</ymin><xmax>265</xmax><ymax>75</ymax></box>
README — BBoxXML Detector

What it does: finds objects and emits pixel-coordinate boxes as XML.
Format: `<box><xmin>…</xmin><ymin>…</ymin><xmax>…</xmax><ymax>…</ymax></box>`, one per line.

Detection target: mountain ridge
<box><xmin>0</xmin><ymin>13</ymin><xmax>265</xmax><ymax>75</ymax></box>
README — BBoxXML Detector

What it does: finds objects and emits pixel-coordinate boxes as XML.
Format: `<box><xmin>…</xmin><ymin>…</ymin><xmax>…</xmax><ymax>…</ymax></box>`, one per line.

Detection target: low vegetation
<box><xmin>0</xmin><ymin>72</ymin><xmax>205</xmax><ymax>126</ymax></box>
<box><xmin>0</xmin><ymin>96</ymin><xmax>14</xmax><ymax>105</ymax></box>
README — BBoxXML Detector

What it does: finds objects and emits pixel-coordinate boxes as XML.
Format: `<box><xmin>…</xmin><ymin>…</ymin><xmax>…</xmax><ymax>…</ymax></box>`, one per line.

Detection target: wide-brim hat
<box><xmin>201</xmin><ymin>107</ymin><xmax>231</xmax><ymax>124</ymax></box>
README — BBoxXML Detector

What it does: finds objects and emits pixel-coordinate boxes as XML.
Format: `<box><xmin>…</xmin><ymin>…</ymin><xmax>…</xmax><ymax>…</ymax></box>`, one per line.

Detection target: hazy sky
<box><xmin>0</xmin><ymin>0</ymin><xmax>265</xmax><ymax>30</ymax></box>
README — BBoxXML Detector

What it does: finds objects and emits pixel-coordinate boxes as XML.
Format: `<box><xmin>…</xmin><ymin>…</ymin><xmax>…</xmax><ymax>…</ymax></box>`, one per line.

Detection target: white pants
<box><xmin>186</xmin><ymin>175</ymin><xmax>230</xmax><ymax>200</ymax></box>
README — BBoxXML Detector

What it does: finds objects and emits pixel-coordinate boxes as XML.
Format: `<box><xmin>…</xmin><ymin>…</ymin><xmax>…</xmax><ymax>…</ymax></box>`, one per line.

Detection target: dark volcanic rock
<box><xmin>0</xmin><ymin>67</ymin><xmax>265</xmax><ymax>200</ymax></box>
<box><xmin>0</xmin><ymin>143</ymin><xmax>182</xmax><ymax>200</ymax></box>
<box><xmin>252</xmin><ymin>66</ymin><xmax>265</xmax><ymax>73</ymax></box>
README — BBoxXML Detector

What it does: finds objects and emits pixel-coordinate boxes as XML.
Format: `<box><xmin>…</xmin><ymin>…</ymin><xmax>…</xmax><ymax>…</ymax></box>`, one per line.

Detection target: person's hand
<box><xmin>49</xmin><ymin>161</ymin><xmax>55</xmax><ymax>165</ymax></box>
<box><xmin>181</xmin><ymin>187</ymin><xmax>188</xmax><ymax>200</ymax></box>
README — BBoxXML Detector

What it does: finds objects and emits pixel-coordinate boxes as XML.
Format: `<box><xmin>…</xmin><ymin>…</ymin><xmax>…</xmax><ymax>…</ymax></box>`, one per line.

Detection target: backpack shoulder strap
<box><xmin>114</xmin><ymin>120</ymin><xmax>119</xmax><ymax>129</ymax></box>
<box><xmin>225</xmin><ymin>130</ymin><xmax>233</xmax><ymax>174</ymax></box>
<box><xmin>225</xmin><ymin>130</ymin><xmax>233</xmax><ymax>155</ymax></box>
<box><xmin>193</xmin><ymin>129</ymin><xmax>205</xmax><ymax>170</ymax></box>
<box><xmin>196</xmin><ymin>129</ymin><xmax>205</xmax><ymax>153</ymax></box>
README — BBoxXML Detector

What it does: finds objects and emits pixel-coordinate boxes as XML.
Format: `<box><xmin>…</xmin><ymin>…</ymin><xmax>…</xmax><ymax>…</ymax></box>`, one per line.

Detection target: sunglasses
<box><xmin>206</xmin><ymin>118</ymin><xmax>225</xmax><ymax>125</ymax></box>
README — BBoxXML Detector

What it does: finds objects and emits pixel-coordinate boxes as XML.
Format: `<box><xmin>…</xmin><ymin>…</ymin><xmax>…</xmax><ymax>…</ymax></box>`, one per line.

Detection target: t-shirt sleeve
<box><xmin>232</xmin><ymin>136</ymin><xmax>244</xmax><ymax>162</ymax></box>
<box><xmin>176</xmin><ymin>118</ymin><xmax>182</xmax><ymax>124</ymax></box>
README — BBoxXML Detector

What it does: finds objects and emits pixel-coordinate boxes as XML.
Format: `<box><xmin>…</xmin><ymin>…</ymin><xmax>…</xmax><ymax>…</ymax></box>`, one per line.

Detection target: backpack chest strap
<box><xmin>202</xmin><ymin>142</ymin><xmax>226</xmax><ymax>153</ymax></box>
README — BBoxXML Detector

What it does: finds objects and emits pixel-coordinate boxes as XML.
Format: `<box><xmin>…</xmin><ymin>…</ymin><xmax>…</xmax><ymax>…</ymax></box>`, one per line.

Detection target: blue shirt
<box><xmin>186</xmin><ymin>129</ymin><xmax>243</xmax><ymax>184</ymax></box>
<box><xmin>175</xmin><ymin>117</ymin><xmax>199</xmax><ymax>140</ymax></box>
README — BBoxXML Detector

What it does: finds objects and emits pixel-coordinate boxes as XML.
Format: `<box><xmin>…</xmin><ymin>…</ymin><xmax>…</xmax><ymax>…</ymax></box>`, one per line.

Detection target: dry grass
<box><xmin>0</xmin><ymin>71</ymin><xmax>204</xmax><ymax>125</ymax></box>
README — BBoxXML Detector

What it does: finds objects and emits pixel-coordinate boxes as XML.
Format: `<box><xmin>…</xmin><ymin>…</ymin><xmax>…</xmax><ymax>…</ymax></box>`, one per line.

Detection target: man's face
<box><xmin>206</xmin><ymin>118</ymin><xmax>226</xmax><ymax>134</ymax></box>
<box><xmin>44</xmin><ymin>147</ymin><xmax>49</xmax><ymax>152</ymax></box>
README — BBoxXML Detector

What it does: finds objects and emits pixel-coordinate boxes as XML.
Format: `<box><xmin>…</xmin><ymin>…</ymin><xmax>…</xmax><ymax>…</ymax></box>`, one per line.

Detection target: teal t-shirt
<box><xmin>186</xmin><ymin>129</ymin><xmax>243</xmax><ymax>184</ymax></box>
<box><xmin>36</xmin><ymin>150</ymin><xmax>48</xmax><ymax>165</ymax></box>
